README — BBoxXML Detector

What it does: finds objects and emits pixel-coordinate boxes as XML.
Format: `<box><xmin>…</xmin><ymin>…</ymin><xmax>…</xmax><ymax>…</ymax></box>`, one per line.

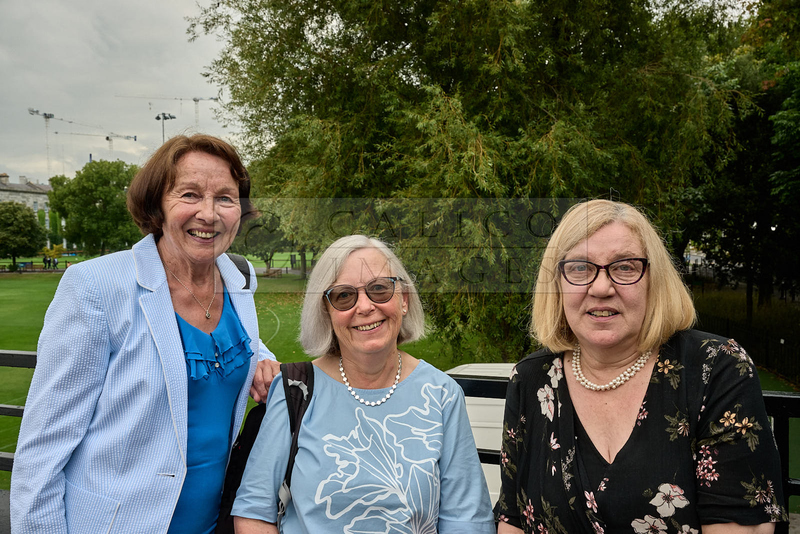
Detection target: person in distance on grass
<box><xmin>232</xmin><ymin>234</ymin><xmax>495</xmax><ymax>534</ymax></box>
<box><xmin>11</xmin><ymin>134</ymin><xmax>280</xmax><ymax>534</ymax></box>
<box><xmin>495</xmin><ymin>199</ymin><xmax>788</xmax><ymax>534</ymax></box>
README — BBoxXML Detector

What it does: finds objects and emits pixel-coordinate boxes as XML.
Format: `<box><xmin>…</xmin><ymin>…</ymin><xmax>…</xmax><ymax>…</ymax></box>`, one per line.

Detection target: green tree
<box><xmin>47</xmin><ymin>208</ymin><xmax>64</xmax><ymax>246</ymax></box>
<box><xmin>685</xmin><ymin>0</ymin><xmax>800</xmax><ymax>320</ymax></box>
<box><xmin>48</xmin><ymin>160</ymin><xmax>141</xmax><ymax>256</ymax></box>
<box><xmin>192</xmin><ymin>0</ymin><xmax>748</xmax><ymax>361</ymax></box>
<box><xmin>0</xmin><ymin>201</ymin><xmax>47</xmax><ymax>269</ymax></box>
<box><xmin>230</xmin><ymin>206</ymin><xmax>294</xmax><ymax>269</ymax></box>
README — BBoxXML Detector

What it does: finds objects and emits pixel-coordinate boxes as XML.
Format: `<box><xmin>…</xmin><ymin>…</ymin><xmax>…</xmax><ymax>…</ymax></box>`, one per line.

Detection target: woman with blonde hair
<box><xmin>495</xmin><ymin>200</ymin><xmax>786</xmax><ymax>533</ymax></box>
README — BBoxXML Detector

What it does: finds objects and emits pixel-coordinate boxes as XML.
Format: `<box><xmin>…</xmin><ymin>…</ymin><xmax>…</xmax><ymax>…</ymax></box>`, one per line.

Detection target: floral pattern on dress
<box><xmin>637</xmin><ymin>401</ymin><xmax>649</xmax><ymax>426</ymax></box>
<box><xmin>699</xmin><ymin>402</ymin><xmax>763</xmax><ymax>452</ymax></box>
<box><xmin>656</xmin><ymin>358</ymin><xmax>684</xmax><ymax>389</ymax></box>
<box><xmin>665</xmin><ymin>409</ymin><xmax>690</xmax><ymax>441</ymax></box>
<box><xmin>648</xmin><ymin>484</ymin><xmax>689</xmax><ymax>517</ymax></box>
<box><xmin>634</xmin><ymin>483</ymin><xmax>697</xmax><ymax>533</ymax></box>
<box><xmin>316</xmin><ymin>383</ymin><xmax>457</xmax><ymax>533</ymax></box>
<box><xmin>742</xmin><ymin>475</ymin><xmax>788</xmax><ymax>522</ymax></box>
<box><xmin>702</xmin><ymin>337</ymin><xmax>754</xmax><ymax>378</ymax></box>
<box><xmin>695</xmin><ymin>445</ymin><xmax>720</xmax><ymax>487</ymax></box>
<box><xmin>493</xmin><ymin>331</ymin><xmax>788</xmax><ymax>533</ymax></box>
<box><xmin>547</xmin><ymin>357</ymin><xmax>563</xmax><ymax>388</ymax></box>
<box><xmin>512</xmin><ymin>490</ymin><xmax>570</xmax><ymax>534</ymax></box>
<box><xmin>538</xmin><ymin>385</ymin><xmax>556</xmax><ymax>421</ymax></box>
<box><xmin>631</xmin><ymin>515</ymin><xmax>667</xmax><ymax>533</ymax></box>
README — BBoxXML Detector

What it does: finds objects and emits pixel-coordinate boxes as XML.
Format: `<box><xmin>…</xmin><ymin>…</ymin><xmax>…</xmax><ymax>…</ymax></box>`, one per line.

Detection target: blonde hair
<box><xmin>299</xmin><ymin>235</ymin><xmax>426</xmax><ymax>356</ymax></box>
<box><xmin>531</xmin><ymin>200</ymin><xmax>695</xmax><ymax>353</ymax></box>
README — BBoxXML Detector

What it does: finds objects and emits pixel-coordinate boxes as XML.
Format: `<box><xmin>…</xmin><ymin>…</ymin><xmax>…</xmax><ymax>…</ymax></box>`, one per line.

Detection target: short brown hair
<box><xmin>127</xmin><ymin>134</ymin><xmax>254</xmax><ymax>238</ymax></box>
<box><xmin>531</xmin><ymin>199</ymin><xmax>696</xmax><ymax>353</ymax></box>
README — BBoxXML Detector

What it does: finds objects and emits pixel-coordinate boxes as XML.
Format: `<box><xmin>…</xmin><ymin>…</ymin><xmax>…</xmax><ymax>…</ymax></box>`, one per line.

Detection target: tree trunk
<box><xmin>299</xmin><ymin>247</ymin><xmax>308</xmax><ymax>281</ymax></box>
<box><xmin>746</xmin><ymin>270</ymin><xmax>754</xmax><ymax>326</ymax></box>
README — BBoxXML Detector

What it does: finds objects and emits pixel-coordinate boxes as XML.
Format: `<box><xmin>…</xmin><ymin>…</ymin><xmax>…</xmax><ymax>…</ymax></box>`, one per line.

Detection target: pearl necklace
<box><xmin>339</xmin><ymin>353</ymin><xmax>402</xmax><ymax>407</ymax></box>
<box><xmin>164</xmin><ymin>264</ymin><xmax>217</xmax><ymax>319</ymax></box>
<box><xmin>572</xmin><ymin>346</ymin><xmax>651</xmax><ymax>392</ymax></box>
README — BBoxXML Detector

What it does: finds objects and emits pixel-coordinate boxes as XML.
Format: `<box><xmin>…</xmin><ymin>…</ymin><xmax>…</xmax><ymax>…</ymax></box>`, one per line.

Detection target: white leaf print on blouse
<box><xmin>315</xmin><ymin>384</ymin><xmax>457</xmax><ymax>533</ymax></box>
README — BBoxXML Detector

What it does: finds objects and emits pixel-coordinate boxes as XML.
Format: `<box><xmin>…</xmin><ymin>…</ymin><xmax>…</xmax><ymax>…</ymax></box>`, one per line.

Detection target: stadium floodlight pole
<box><xmin>155</xmin><ymin>113</ymin><xmax>176</xmax><ymax>144</ymax></box>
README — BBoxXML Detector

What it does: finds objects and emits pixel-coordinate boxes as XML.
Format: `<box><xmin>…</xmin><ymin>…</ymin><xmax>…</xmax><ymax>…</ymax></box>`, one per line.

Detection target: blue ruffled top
<box><xmin>167</xmin><ymin>288</ymin><xmax>252</xmax><ymax>534</ymax></box>
<box><xmin>177</xmin><ymin>288</ymin><xmax>253</xmax><ymax>381</ymax></box>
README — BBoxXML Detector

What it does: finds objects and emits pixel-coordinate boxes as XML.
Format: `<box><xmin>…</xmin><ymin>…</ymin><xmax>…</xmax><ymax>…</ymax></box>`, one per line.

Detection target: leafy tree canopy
<box><xmin>675</xmin><ymin>0</ymin><xmax>800</xmax><ymax>323</ymax></box>
<box><xmin>191</xmin><ymin>0</ymin><xmax>752</xmax><ymax>360</ymax></box>
<box><xmin>0</xmin><ymin>201</ymin><xmax>47</xmax><ymax>267</ymax></box>
<box><xmin>48</xmin><ymin>160</ymin><xmax>141</xmax><ymax>256</ymax></box>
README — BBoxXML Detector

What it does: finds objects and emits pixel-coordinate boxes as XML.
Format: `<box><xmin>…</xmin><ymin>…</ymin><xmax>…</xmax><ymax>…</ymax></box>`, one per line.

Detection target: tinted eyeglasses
<box><xmin>324</xmin><ymin>277</ymin><xmax>403</xmax><ymax>311</ymax></box>
<box><xmin>558</xmin><ymin>258</ymin><xmax>648</xmax><ymax>286</ymax></box>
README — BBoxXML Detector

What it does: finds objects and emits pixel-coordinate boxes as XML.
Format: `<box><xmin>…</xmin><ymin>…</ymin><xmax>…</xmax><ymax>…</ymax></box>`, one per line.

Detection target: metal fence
<box><xmin>1</xmin><ymin>350</ymin><xmax>799</xmax><ymax>531</ymax></box>
<box><xmin>696</xmin><ymin>312</ymin><xmax>800</xmax><ymax>385</ymax></box>
<box><xmin>0</xmin><ymin>350</ymin><xmax>33</xmax><ymax>472</ymax></box>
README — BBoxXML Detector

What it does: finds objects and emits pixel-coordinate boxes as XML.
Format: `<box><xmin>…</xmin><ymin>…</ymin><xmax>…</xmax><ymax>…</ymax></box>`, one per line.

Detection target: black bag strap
<box><xmin>215</xmin><ymin>403</ymin><xmax>266</xmax><ymax>534</ymax></box>
<box><xmin>277</xmin><ymin>361</ymin><xmax>315</xmax><ymax>529</ymax></box>
<box><xmin>226</xmin><ymin>253</ymin><xmax>251</xmax><ymax>290</ymax></box>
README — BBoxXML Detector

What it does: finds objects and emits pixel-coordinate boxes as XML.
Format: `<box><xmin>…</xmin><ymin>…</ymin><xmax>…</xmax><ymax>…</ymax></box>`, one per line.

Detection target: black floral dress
<box><xmin>494</xmin><ymin>329</ymin><xmax>788</xmax><ymax>534</ymax></box>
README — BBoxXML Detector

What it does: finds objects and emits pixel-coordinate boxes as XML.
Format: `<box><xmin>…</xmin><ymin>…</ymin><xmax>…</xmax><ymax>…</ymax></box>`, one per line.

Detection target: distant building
<box><xmin>0</xmin><ymin>173</ymin><xmax>52</xmax><ymax>211</ymax></box>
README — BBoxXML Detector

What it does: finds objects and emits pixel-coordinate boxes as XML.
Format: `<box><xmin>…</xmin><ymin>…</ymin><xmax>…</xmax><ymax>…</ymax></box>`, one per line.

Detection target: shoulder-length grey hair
<box><xmin>299</xmin><ymin>235</ymin><xmax>426</xmax><ymax>357</ymax></box>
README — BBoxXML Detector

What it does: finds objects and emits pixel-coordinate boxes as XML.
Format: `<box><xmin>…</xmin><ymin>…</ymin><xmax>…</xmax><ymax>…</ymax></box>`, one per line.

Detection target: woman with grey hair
<box><xmin>232</xmin><ymin>235</ymin><xmax>495</xmax><ymax>533</ymax></box>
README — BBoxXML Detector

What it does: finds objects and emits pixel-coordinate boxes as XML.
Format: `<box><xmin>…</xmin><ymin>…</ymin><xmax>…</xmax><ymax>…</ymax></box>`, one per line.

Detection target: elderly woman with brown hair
<box><xmin>495</xmin><ymin>200</ymin><xmax>787</xmax><ymax>534</ymax></box>
<box><xmin>231</xmin><ymin>234</ymin><xmax>495</xmax><ymax>533</ymax></box>
<box><xmin>12</xmin><ymin>134</ymin><xmax>279</xmax><ymax>534</ymax></box>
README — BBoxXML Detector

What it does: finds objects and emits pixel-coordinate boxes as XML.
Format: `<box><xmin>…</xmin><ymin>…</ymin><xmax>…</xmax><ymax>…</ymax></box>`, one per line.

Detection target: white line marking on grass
<box><xmin>264</xmin><ymin>307</ymin><xmax>281</xmax><ymax>345</ymax></box>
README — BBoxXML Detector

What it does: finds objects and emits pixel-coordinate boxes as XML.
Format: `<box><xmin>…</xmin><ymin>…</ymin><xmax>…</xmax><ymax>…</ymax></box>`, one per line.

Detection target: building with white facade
<box><xmin>0</xmin><ymin>173</ymin><xmax>52</xmax><ymax>211</ymax></box>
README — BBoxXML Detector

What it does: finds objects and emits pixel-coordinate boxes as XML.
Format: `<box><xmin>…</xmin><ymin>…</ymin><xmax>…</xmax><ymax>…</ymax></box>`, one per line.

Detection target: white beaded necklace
<box><xmin>339</xmin><ymin>353</ymin><xmax>402</xmax><ymax>407</ymax></box>
<box><xmin>572</xmin><ymin>345</ymin><xmax>651</xmax><ymax>392</ymax></box>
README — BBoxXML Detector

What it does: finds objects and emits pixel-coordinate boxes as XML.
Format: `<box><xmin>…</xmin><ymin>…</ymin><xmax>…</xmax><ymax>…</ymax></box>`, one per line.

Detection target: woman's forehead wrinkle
<box><xmin>357</xmin><ymin>257</ymin><xmax>389</xmax><ymax>280</ymax></box>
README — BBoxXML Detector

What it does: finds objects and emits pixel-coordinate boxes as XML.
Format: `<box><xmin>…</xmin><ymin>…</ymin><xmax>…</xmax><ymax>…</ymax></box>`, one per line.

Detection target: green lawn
<box><xmin>1</xmin><ymin>274</ymin><xmax>798</xmax><ymax>513</ymax></box>
<box><xmin>0</xmin><ymin>251</ymin><xmax>314</xmax><ymax>272</ymax></box>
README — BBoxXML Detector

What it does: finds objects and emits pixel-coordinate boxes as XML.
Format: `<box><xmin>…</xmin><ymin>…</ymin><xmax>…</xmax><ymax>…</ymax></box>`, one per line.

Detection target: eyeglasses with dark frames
<box><xmin>558</xmin><ymin>258</ymin><xmax>648</xmax><ymax>286</ymax></box>
<box><xmin>324</xmin><ymin>277</ymin><xmax>404</xmax><ymax>311</ymax></box>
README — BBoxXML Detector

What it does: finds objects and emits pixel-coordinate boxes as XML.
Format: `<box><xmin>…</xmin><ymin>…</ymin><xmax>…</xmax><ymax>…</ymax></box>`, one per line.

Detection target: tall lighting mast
<box><xmin>155</xmin><ymin>113</ymin><xmax>176</xmax><ymax>144</ymax></box>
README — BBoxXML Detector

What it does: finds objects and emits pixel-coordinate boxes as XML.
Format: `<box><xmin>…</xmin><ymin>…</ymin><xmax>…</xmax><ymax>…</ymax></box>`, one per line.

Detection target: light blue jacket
<box><xmin>10</xmin><ymin>234</ymin><xmax>275</xmax><ymax>534</ymax></box>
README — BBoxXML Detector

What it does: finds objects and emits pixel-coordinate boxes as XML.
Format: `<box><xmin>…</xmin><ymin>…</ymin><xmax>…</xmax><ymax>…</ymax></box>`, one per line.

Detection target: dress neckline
<box><xmin>175</xmin><ymin>287</ymin><xmax>228</xmax><ymax>336</ymax></box>
<box><xmin>315</xmin><ymin>358</ymin><xmax>427</xmax><ymax>392</ymax></box>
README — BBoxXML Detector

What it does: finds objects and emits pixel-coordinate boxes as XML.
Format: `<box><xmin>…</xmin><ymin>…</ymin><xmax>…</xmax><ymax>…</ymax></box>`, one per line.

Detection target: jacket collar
<box><xmin>132</xmin><ymin>234</ymin><xmax>248</xmax><ymax>292</ymax></box>
<box><xmin>130</xmin><ymin>234</ymin><xmax>255</xmax><ymax>459</ymax></box>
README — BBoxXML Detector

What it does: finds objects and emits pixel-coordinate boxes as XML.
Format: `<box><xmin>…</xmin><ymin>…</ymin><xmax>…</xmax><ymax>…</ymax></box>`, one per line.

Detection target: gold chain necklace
<box><xmin>164</xmin><ymin>264</ymin><xmax>217</xmax><ymax>319</ymax></box>
<box><xmin>339</xmin><ymin>353</ymin><xmax>402</xmax><ymax>407</ymax></box>
<box><xmin>572</xmin><ymin>345</ymin><xmax>651</xmax><ymax>391</ymax></box>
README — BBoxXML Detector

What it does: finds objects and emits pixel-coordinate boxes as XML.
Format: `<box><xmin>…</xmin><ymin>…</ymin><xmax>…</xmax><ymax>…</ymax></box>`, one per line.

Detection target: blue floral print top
<box><xmin>494</xmin><ymin>329</ymin><xmax>787</xmax><ymax>533</ymax></box>
<box><xmin>232</xmin><ymin>360</ymin><xmax>495</xmax><ymax>533</ymax></box>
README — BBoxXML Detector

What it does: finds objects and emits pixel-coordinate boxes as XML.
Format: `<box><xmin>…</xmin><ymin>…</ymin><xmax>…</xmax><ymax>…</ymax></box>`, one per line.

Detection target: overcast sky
<box><xmin>0</xmin><ymin>0</ymin><xmax>233</xmax><ymax>186</ymax></box>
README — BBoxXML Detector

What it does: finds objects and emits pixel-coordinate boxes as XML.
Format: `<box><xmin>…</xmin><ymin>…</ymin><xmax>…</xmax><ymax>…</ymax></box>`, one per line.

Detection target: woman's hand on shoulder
<box><xmin>250</xmin><ymin>359</ymin><xmax>282</xmax><ymax>403</ymax></box>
